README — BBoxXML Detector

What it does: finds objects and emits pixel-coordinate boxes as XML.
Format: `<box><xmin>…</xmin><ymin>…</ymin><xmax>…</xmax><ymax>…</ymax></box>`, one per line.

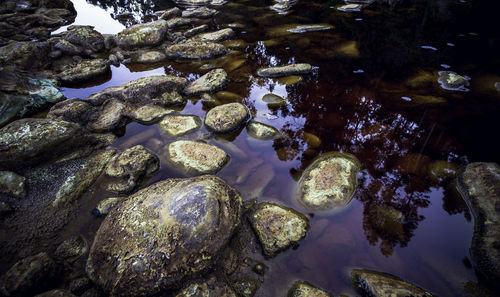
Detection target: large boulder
<box><xmin>204</xmin><ymin>103</ymin><xmax>249</xmax><ymax>133</ymax></box>
<box><xmin>457</xmin><ymin>162</ymin><xmax>500</xmax><ymax>285</ymax></box>
<box><xmin>297</xmin><ymin>152</ymin><xmax>361</xmax><ymax>211</ymax></box>
<box><xmin>116</xmin><ymin>20</ymin><xmax>168</xmax><ymax>48</ymax></box>
<box><xmin>63</xmin><ymin>25</ymin><xmax>105</xmax><ymax>53</ymax></box>
<box><xmin>184</xmin><ymin>69</ymin><xmax>228</xmax><ymax>96</ymax></box>
<box><xmin>165</xmin><ymin>41</ymin><xmax>227</xmax><ymax>60</ymax></box>
<box><xmin>86</xmin><ymin>175</ymin><xmax>242</xmax><ymax>296</ymax></box>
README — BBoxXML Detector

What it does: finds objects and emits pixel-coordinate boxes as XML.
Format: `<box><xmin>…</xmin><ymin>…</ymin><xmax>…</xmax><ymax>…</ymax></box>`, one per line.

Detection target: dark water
<box><xmin>52</xmin><ymin>0</ymin><xmax>500</xmax><ymax>295</ymax></box>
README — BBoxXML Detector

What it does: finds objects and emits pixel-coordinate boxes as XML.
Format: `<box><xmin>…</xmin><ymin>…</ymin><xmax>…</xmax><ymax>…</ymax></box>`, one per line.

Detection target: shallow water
<box><xmin>12</xmin><ymin>0</ymin><xmax>500</xmax><ymax>295</ymax></box>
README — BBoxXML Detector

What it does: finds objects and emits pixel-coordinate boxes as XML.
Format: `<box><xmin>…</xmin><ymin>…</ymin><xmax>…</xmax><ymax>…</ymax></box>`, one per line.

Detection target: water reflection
<box><xmin>86</xmin><ymin>0</ymin><xmax>172</xmax><ymax>25</ymax></box>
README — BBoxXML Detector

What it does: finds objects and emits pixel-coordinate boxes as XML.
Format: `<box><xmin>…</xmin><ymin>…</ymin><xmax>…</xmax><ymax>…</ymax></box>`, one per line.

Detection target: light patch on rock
<box><xmin>168</xmin><ymin>140</ymin><xmax>229</xmax><ymax>175</ymax></box>
<box><xmin>159</xmin><ymin>115</ymin><xmax>202</xmax><ymax>136</ymax></box>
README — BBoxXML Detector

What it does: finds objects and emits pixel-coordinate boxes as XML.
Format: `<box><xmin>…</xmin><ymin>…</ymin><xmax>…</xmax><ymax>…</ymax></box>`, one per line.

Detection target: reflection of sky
<box><xmin>53</xmin><ymin>0</ymin><xmax>125</xmax><ymax>34</ymax></box>
<box><xmin>61</xmin><ymin>65</ymin><xmax>165</xmax><ymax>98</ymax></box>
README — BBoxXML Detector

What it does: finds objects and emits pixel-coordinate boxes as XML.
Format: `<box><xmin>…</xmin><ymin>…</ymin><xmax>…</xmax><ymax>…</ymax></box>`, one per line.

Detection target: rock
<box><xmin>182</xmin><ymin>7</ymin><xmax>218</xmax><ymax>18</ymax></box>
<box><xmin>184</xmin><ymin>69</ymin><xmax>228</xmax><ymax>96</ymax></box>
<box><xmin>394</xmin><ymin>152</ymin><xmax>430</xmax><ymax>176</ymax></box>
<box><xmin>267</xmin><ymin>24</ymin><xmax>333</xmax><ymax>37</ymax></box>
<box><xmin>135</xmin><ymin>51</ymin><xmax>166</xmax><ymax>63</ymax></box>
<box><xmin>262</xmin><ymin>93</ymin><xmax>287</xmax><ymax>109</ymax></box>
<box><xmin>53</xmin><ymin>150</ymin><xmax>116</xmax><ymax>206</ymax></box>
<box><xmin>166</xmin><ymin>17</ymin><xmax>192</xmax><ymax>29</ymax></box>
<box><xmin>257</xmin><ymin>64</ymin><xmax>312</xmax><ymax>78</ymax></box>
<box><xmin>167</xmin><ymin>140</ymin><xmax>229</xmax><ymax>175</ymax></box>
<box><xmin>104</xmin><ymin>146</ymin><xmax>159</xmax><ymax>193</ymax></box>
<box><xmin>179</xmin><ymin>0</ymin><xmax>212</xmax><ymax>5</ymax></box>
<box><xmin>214</xmin><ymin>91</ymin><xmax>243</xmax><ymax>102</ymax></box>
<box><xmin>130</xmin><ymin>105</ymin><xmax>174</xmax><ymax>123</ymax></box>
<box><xmin>63</xmin><ymin>25</ymin><xmax>105</xmax><ymax>52</ymax></box>
<box><xmin>69</xmin><ymin>277</ymin><xmax>92</xmax><ymax>295</ymax></box>
<box><xmin>351</xmin><ymin>269</ymin><xmax>434</xmax><ymax>297</ymax></box>
<box><xmin>159</xmin><ymin>115</ymin><xmax>202</xmax><ymax>136</ymax></box>
<box><xmin>86</xmin><ymin>175</ymin><xmax>242</xmax><ymax>296</ymax></box>
<box><xmin>0</xmin><ymin>41</ymin><xmax>51</xmax><ymax>70</ymax></box>
<box><xmin>184</xmin><ymin>24</ymin><xmax>209</xmax><ymax>38</ymax></box>
<box><xmin>286</xmin><ymin>24</ymin><xmax>334</xmax><ymax>33</ymax></box>
<box><xmin>336</xmin><ymin>41</ymin><xmax>360</xmax><ymax>58</ymax></box>
<box><xmin>54</xmin><ymin>39</ymin><xmax>83</xmax><ymax>55</ymax></box>
<box><xmin>277</xmin><ymin>75</ymin><xmax>303</xmax><ymax>86</ymax></box>
<box><xmin>0</xmin><ymin>201</ymin><xmax>12</xmax><ymax>218</ymax></box>
<box><xmin>94</xmin><ymin>197</ymin><xmax>121</xmax><ymax>216</ymax></box>
<box><xmin>58</xmin><ymin>59</ymin><xmax>110</xmax><ymax>84</ymax></box>
<box><xmin>457</xmin><ymin>162</ymin><xmax>500</xmax><ymax>285</ymax></box>
<box><xmin>287</xmin><ymin>281</ymin><xmax>332</xmax><ymax>297</ymax></box>
<box><xmin>54</xmin><ymin>235</ymin><xmax>88</xmax><ymax>263</ymax></box>
<box><xmin>175</xmin><ymin>278</ymin><xmax>237</xmax><ymax>297</ymax></box>
<box><xmin>165</xmin><ymin>41</ymin><xmax>227</xmax><ymax>60</ymax></box>
<box><xmin>224</xmin><ymin>58</ymin><xmax>246</xmax><ymax>72</ymax></box>
<box><xmin>0</xmin><ymin>171</ymin><xmax>26</xmax><ymax>197</ymax></box>
<box><xmin>427</xmin><ymin>160</ymin><xmax>458</xmax><ymax>184</ymax></box>
<box><xmin>246</xmin><ymin>120</ymin><xmax>281</xmax><ymax>140</ymax></box>
<box><xmin>35</xmin><ymin>289</ymin><xmax>76</xmax><ymax>297</ymax></box>
<box><xmin>0</xmin><ymin>252</ymin><xmax>58</xmax><ymax>296</ymax></box>
<box><xmin>232</xmin><ymin>279</ymin><xmax>260</xmax><ymax>297</ymax></box>
<box><xmin>297</xmin><ymin>152</ymin><xmax>361</xmax><ymax>211</ymax></box>
<box><xmin>0</xmin><ymin>118</ymin><xmax>103</xmax><ymax>169</ymax></box>
<box><xmin>249</xmin><ymin>202</ymin><xmax>309</xmax><ymax>257</ymax></box>
<box><xmin>159</xmin><ymin>7</ymin><xmax>182</xmax><ymax>20</ymax></box>
<box><xmin>204</xmin><ymin>103</ymin><xmax>249</xmax><ymax>133</ymax></box>
<box><xmin>192</xmin><ymin>28</ymin><xmax>235</xmax><ymax>43</ymax></box>
<box><xmin>116</xmin><ymin>20</ymin><xmax>168</xmax><ymax>48</ymax></box>
<box><xmin>302</xmin><ymin>132</ymin><xmax>321</xmax><ymax>148</ymax></box>
<box><xmin>438</xmin><ymin>71</ymin><xmax>470</xmax><ymax>91</ymax></box>
<box><xmin>337</xmin><ymin>4</ymin><xmax>363</xmax><ymax>11</ymax></box>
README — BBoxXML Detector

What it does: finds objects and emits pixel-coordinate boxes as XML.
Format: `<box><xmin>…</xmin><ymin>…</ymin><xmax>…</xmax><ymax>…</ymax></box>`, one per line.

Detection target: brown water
<box><xmin>32</xmin><ymin>0</ymin><xmax>500</xmax><ymax>295</ymax></box>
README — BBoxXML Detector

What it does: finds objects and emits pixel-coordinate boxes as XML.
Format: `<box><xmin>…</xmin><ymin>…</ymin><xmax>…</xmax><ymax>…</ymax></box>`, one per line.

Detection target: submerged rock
<box><xmin>159</xmin><ymin>115</ymin><xmax>202</xmax><ymax>136</ymax></box>
<box><xmin>105</xmin><ymin>145</ymin><xmax>160</xmax><ymax>193</ymax></box>
<box><xmin>204</xmin><ymin>103</ymin><xmax>249</xmax><ymax>133</ymax></box>
<box><xmin>457</xmin><ymin>162</ymin><xmax>500</xmax><ymax>285</ymax></box>
<box><xmin>94</xmin><ymin>197</ymin><xmax>121</xmax><ymax>216</ymax></box>
<box><xmin>86</xmin><ymin>175</ymin><xmax>242</xmax><ymax>296</ymax></box>
<box><xmin>287</xmin><ymin>24</ymin><xmax>334</xmax><ymax>33</ymax></box>
<box><xmin>58</xmin><ymin>59</ymin><xmax>110</xmax><ymax>84</ymax></box>
<box><xmin>0</xmin><ymin>171</ymin><xmax>26</xmax><ymax>197</ymax></box>
<box><xmin>249</xmin><ymin>202</ymin><xmax>309</xmax><ymax>257</ymax></box>
<box><xmin>297</xmin><ymin>152</ymin><xmax>361</xmax><ymax>211</ymax></box>
<box><xmin>267</xmin><ymin>24</ymin><xmax>333</xmax><ymax>37</ymax></box>
<box><xmin>246</xmin><ymin>120</ymin><xmax>282</xmax><ymax>140</ymax></box>
<box><xmin>116</xmin><ymin>20</ymin><xmax>168</xmax><ymax>48</ymax></box>
<box><xmin>277</xmin><ymin>75</ymin><xmax>303</xmax><ymax>86</ymax></box>
<box><xmin>427</xmin><ymin>160</ymin><xmax>458</xmax><ymax>184</ymax></box>
<box><xmin>165</xmin><ymin>41</ymin><xmax>227</xmax><ymax>60</ymax></box>
<box><xmin>351</xmin><ymin>269</ymin><xmax>434</xmax><ymax>297</ymax></box>
<box><xmin>192</xmin><ymin>28</ymin><xmax>235</xmax><ymax>43</ymax></box>
<box><xmin>438</xmin><ymin>71</ymin><xmax>470</xmax><ymax>91</ymax></box>
<box><xmin>167</xmin><ymin>140</ymin><xmax>229</xmax><ymax>175</ymax></box>
<box><xmin>54</xmin><ymin>235</ymin><xmax>88</xmax><ymax>263</ymax></box>
<box><xmin>257</xmin><ymin>64</ymin><xmax>312</xmax><ymax>78</ymax></box>
<box><xmin>367</xmin><ymin>205</ymin><xmax>405</xmax><ymax>240</ymax></box>
<box><xmin>175</xmin><ymin>278</ymin><xmax>237</xmax><ymax>297</ymax></box>
<box><xmin>262</xmin><ymin>93</ymin><xmax>286</xmax><ymax>109</ymax></box>
<box><xmin>182</xmin><ymin>7</ymin><xmax>218</xmax><ymax>18</ymax></box>
<box><xmin>287</xmin><ymin>281</ymin><xmax>332</xmax><ymax>297</ymax></box>
<box><xmin>0</xmin><ymin>252</ymin><xmax>58</xmax><ymax>297</ymax></box>
<box><xmin>184</xmin><ymin>68</ymin><xmax>228</xmax><ymax>95</ymax></box>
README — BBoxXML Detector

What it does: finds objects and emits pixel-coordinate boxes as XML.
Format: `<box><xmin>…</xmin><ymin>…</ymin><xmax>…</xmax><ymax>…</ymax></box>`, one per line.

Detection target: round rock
<box><xmin>167</xmin><ymin>140</ymin><xmax>229</xmax><ymax>175</ymax></box>
<box><xmin>184</xmin><ymin>69</ymin><xmax>228</xmax><ymax>96</ymax></box>
<box><xmin>86</xmin><ymin>175</ymin><xmax>242</xmax><ymax>296</ymax></box>
<box><xmin>246</xmin><ymin>120</ymin><xmax>282</xmax><ymax>141</ymax></box>
<box><xmin>159</xmin><ymin>115</ymin><xmax>202</xmax><ymax>136</ymax></box>
<box><xmin>297</xmin><ymin>152</ymin><xmax>361</xmax><ymax>211</ymax></box>
<box><xmin>204</xmin><ymin>103</ymin><xmax>249</xmax><ymax>133</ymax></box>
<box><xmin>116</xmin><ymin>20</ymin><xmax>168</xmax><ymax>48</ymax></box>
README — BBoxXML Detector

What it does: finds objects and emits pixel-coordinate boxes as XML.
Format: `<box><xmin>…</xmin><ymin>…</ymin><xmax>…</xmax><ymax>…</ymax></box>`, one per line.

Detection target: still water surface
<box><xmin>58</xmin><ymin>0</ymin><xmax>500</xmax><ymax>295</ymax></box>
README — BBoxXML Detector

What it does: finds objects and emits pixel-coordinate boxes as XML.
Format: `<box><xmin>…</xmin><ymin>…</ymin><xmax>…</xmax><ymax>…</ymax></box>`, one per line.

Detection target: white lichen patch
<box><xmin>159</xmin><ymin>115</ymin><xmax>201</xmax><ymax>136</ymax></box>
<box><xmin>168</xmin><ymin>140</ymin><xmax>229</xmax><ymax>174</ymax></box>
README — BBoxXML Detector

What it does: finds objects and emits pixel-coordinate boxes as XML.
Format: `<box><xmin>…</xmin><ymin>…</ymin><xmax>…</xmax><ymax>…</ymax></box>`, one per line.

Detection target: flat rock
<box><xmin>438</xmin><ymin>71</ymin><xmax>470</xmax><ymax>91</ymax></box>
<box><xmin>159</xmin><ymin>115</ymin><xmax>202</xmax><ymax>136</ymax></box>
<box><xmin>130</xmin><ymin>105</ymin><xmax>174</xmax><ymax>123</ymax></box>
<box><xmin>262</xmin><ymin>93</ymin><xmax>287</xmax><ymax>109</ymax></box>
<box><xmin>287</xmin><ymin>24</ymin><xmax>334</xmax><ymax>33</ymax></box>
<box><xmin>54</xmin><ymin>235</ymin><xmax>88</xmax><ymax>263</ymax></box>
<box><xmin>257</xmin><ymin>63</ymin><xmax>312</xmax><ymax>78</ymax></box>
<box><xmin>351</xmin><ymin>269</ymin><xmax>434</xmax><ymax>297</ymax></box>
<box><xmin>192</xmin><ymin>28</ymin><xmax>235</xmax><ymax>43</ymax></box>
<box><xmin>58</xmin><ymin>59</ymin><xmax>110</xmax><ymax>84</ymax></box>
<box><xmin>457</xmin><ymin>162</ymin><xmax>500</xmax><ymax>285</ymax></box>
<box><xmin>63</xmin><ymin>25</ymin><xmax>105</xmax><ymax>52</ymax></box>
<box><xmin>287</xmin><ymin>281</ymin><xmax>332</xmax><ymax>297</ymax></box>
<box><xmin>86</xmin><ymin>175</ymin><xmax>242</xmax><ymax>296</ymax></box>
<box><xmin>135</xmin><ymin>51</ymin><xmax>166</xmax><ymax>63</ymax></box>
<box><xmin>167</xmin><ymin>140</ymin><xmax>229</xmax><ymax>175</ymax></box>
<box><xmin>116</xmin><ymin>20</ymin><xmax>168</xmax><ymax>48</ymax></box>
<box><xmin>337</xmin><ymin>4</ymin><xmax>363</xmax><ymax>11</ymax></box>
<box><xmin>0</xmin><ymin>171</ymin><xmax>25</xmax><ymax>197</ymax></box>
<box><xmin>184</xmin><ymin>24</ymin><xmax>209</xmax><ymax>38</ymax></box>
<box><xmin>184</xmin><ymin>68</ymin><xmax>228</xmax><ymax>95</ymax></box>
<box><xmin>249</xmin><ymin>202</ymin><xmax>309</xmax><ymax>257</ymax></box>
<box><xmin>158</xmin><ymin>7</ymin><xmax>182</xmax><ymax>20</ymax></box>
<box><xmin>297</xmin><ymin>152</ymin><xmax>361</xmax><ymax>211</ymax></box>
<box><xmin>175</xmin><ymin>278</ymin><xmax>237</xmax><ymax>297</ymax></box>
<box><xmin>246</xmin><ymin>120</ymin><xmax>282</xmax><ymax>140</ymax></box>
<box><xmin>165</xmin><ymin>41</ymin><xmax>227</xmax><ymax>60</ymax></box>
<box><xmin>105</xmin><ymin>145</ymin><xmax>160</xmax><ymax>193</ymax></box>
<box><xmin>182</xmin><ymin>7</ymin><xmax>218</xmax><ymax>18</ymax></box>
<box><xmin>204</xmin><ymin>103</ymin><xmax>249</xmax><ymax>133</ymax></box>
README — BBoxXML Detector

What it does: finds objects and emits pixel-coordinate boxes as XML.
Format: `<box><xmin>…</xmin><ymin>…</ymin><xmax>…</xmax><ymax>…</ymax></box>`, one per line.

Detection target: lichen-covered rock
<box><xmin>116</xmin><ymin>20</ymin><xmax>168</xmax><ymax>48</ymax></box>
<box><xmin>166</xmin><ymin>17</ymin><xmax>192</xmax><ymax>29</ymax></box>
<box><xmin>286</xmin><ymin>24</ymin><xmax>334</xmax><ymax>33</ymax></box>
<box><xmin>204</xmin><ymin>103</ymin><xmax>249</xmax><ymax>133</ymax></box>
<box><xmin>104</xmin><ymin>145</ymin><xmax>160</xmax><ymax>193</ymax></box>
<box><xmin>35</xmin><ymin>289</ymin><xmax>76</xmax><ymax>297</ymax></box>
<box><xmin>0</xmin><ymin>171</ymin><xmax>26</xmax><ymax>197</ymax></box>
<box><xmin>175</xmin><ymin>278</ymin><xmax>237</xmax><ymax>297</ymax></box>
<box><xmin>0</xmin><ymin>252</ymin><xmax>58</xmax><ymax>297</ymax></box>
<box><xmin>58</xmin><ymin>59</ymin><xmax>110</xmax><ymax>84</ymax></box>
<box><xmin>69</xmin><ymin>277</ymin><xmax>92</xmax><ymax>295</ymax></box>
<box><xmin>457</xmin><ymin>162</ymin><xmax>500</xmax><ymax>285</ymax></box>
<box><xmin>130</xmin><ymin>105</ymin><xmax>174</xmax><ymax>123</ymax></box>
<box><xmin>351</xmin><ymin>269</ymin><xmax>434</xmax><ymax>297</ymax></box>
<box><xmin>93</xmin><ymin>197</ymin><xmax>121</xmax><ymax>216</ymax></box>
<box><xmin>249</xmin><ymin>202</ymin><xmax>309</xmax><ymax>257</ymax></box>
<box><xmin>184</xmin><ymin>69</ymin><xmax>228</xmax><ymax>95</ymax></box>
<box><xmin>86</xmin><ymin>175</ymin><xmax>242</xmax><ymax>296</ymax></box>
<box><xmin>167</xmin><ymin>140</ymin><xmax>229</xmax><ymax>175</ymax></box>
<box><xmin>246</xmin><ymin>120</ymin><xmax>281</xmax><ymax>141</ymax></box>
<box><xmin>0</xmin><ymin>41</ymin><xmax>52</xmax><ymax>70</ymax></box>
<box><xmin>427</xmin><ymin>160</ymin><xmax>458</xmax><ymax>184</ymax></box>
<box><xmin>158</xmin><ymin>7</ymin><xmax>181</xmax><ymax>20</ymax></box>
<box><xmin>165</xmin><ymin>41</ymin><xmax>227</xmax><ymax>60</ymax></box>
<box><xmin>63</xmin><ymin>25</ymin><xmax>105</xmax><ymax>53</ymax></box>
<box><xmin>54</xmin><ymin>235</ymin><xmax>88</xmax><ymax>263</ymax></box>
<box><xmin>192</xmin><ymin>28</ymin><xmax>235</xmax><ymax>43</ymax></box>
<box><xmin>287</xmin><ymin>281</ymin><xmax>332</xmax><ymax>297</ymax></box>
<box><xmin>134</xmin><ymin>51</ymin><xmax>166</xmax><ymax>63</ymax></box>
<box><xmin>182</xmin><ymin>7</ymin><xmax>218</xmax><ymax>19</ymax></box>
<box><xmin>262</xmin><ymin>93</ymin><xmax>286</xmax><ymax>109</ymax></box>
<box><xmin>159</xmin><ymin>115</ymin><xmax>202</xmax><ymax>136</ymax></box>
<box><xmin>257</xmin><ymin>64</ymin><xmax>312</xmax><ymax>78</ymax></box>
<box><xmin>438</xmin><ymin>71</ymin><xmax>470</xmax><ymax>91</ymax></box>
<box><xmin>297</xmin><ymin>152</ymin><xmax>361</xmax><ymax>211</ymax></box>
<box><xmin>184</xmin><ymin>24</ymin><xmax>209</xmax><ymax>38</ymax></box>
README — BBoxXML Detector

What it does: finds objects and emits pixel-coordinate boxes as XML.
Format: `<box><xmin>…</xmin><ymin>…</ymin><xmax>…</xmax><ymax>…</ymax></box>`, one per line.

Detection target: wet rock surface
<box><xmin>192</xmin><ymin>28</ymin><xmax>235</xmax><ymax>43</ymax></box>
<box><xmin>262</xmin><ymin>93</ymin><xmax>287</xmax><ymax>109</ymax></box>
<box><xmin>184</xmin><ymin>68</ymin><xmax>228</xmax><ymax>95</ymax></box>
<box><xmin>58</xmin><ymin>59</ymin><xmax>110</xmax><ymax>84</ymax></box>
<box><xmin>246</xmin><ymin>120</ymin><xmax>282</xmax><ymax>141</ymax></box>
<box><xmin>0</xmin><ymin>171</ymin><xmax>26</xmax><ymax>197</ymax></box>
<box><xmin>86</xmin><ymin>175</ymin><xmax>242</xmax><ymax>296</ymax></box>
<box><xmin>93</xmin><ymin>197</ymin><xmax>121</xmax><ymax>216</ymax></box>
<box><xmin>287</xmin><ymin>281</ymin><xmax>332</xmax><ymax>297</ymax></box>
<box><xmin>104</xmin><ymin>145</ymin><xmax>159</xmax><ymax>193</ymax></box>
<box><xmin>54</xmin><ymin>235</ymin><xmax>88</xmax><ymax>263</ymax></box>
<box><xmin>257</xmin><ymin>63</ymin><xmax>313</xmax><ymax>78</ymax></box>
<box><xmin>115</xmin><ymin>20</ymin><xmax>168</xmax><ymax>48</ymax></box>
<box><xmin>457</xmin><ymin>162</ymin><xmax>500</xmax><ymax>285</ymax></box>
<box><xmin>297</xmin><ymin>152</ymin><xmax>361</xmax><ymax>211</ymax></box>
<box><xmin>182</xmin><ymin>7</ymin><xmax>218</xmax><ymax>19</ymax></box>
<box><xmin>204</xmin><ymin>103</ymin><xmax>249</xmax><ymax>133</ymax></box>
<box><xmin>438</xmin><ymin>71</ymin><xmax>470</xmax><ymax>91</ymax></box>
<box><xmin>159</xmin><ymin>115</ymin><xmax>202</xmax><ymax>136</ymax></box>
<box><xmin>175</xmin><ymin>278</ymin><xmax>237</xmax><ymax>297</ymax></box>
<box><xmin>249</xmin><ymin>202</ymin><xmax>309</xmax><ymax>258</ymax></box>
<box><xmin>167</xmin><ymin>140</ymin><xmax>229</xmax><ymax>175</ymax></box>
<box><xmin>351</xmin><ymin>269</ymin><xmax>434</xmax><ymax>297</ymax></box>
<box><xmin>35</xmin><ymin>289</ymin><xmax>77</xmax><ymax>297</ymax></box>
<box><xmin>165</xmin><ymin>41</ymin><xmax>228</xmax><ymax>60</ymax></box>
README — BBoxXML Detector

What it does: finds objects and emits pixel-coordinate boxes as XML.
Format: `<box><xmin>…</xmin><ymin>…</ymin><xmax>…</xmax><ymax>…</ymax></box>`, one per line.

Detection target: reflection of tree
<box><xmin>86</xmin><ymin>0</ymin><xmax>172</xmax><ymax>25</ymax></box>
